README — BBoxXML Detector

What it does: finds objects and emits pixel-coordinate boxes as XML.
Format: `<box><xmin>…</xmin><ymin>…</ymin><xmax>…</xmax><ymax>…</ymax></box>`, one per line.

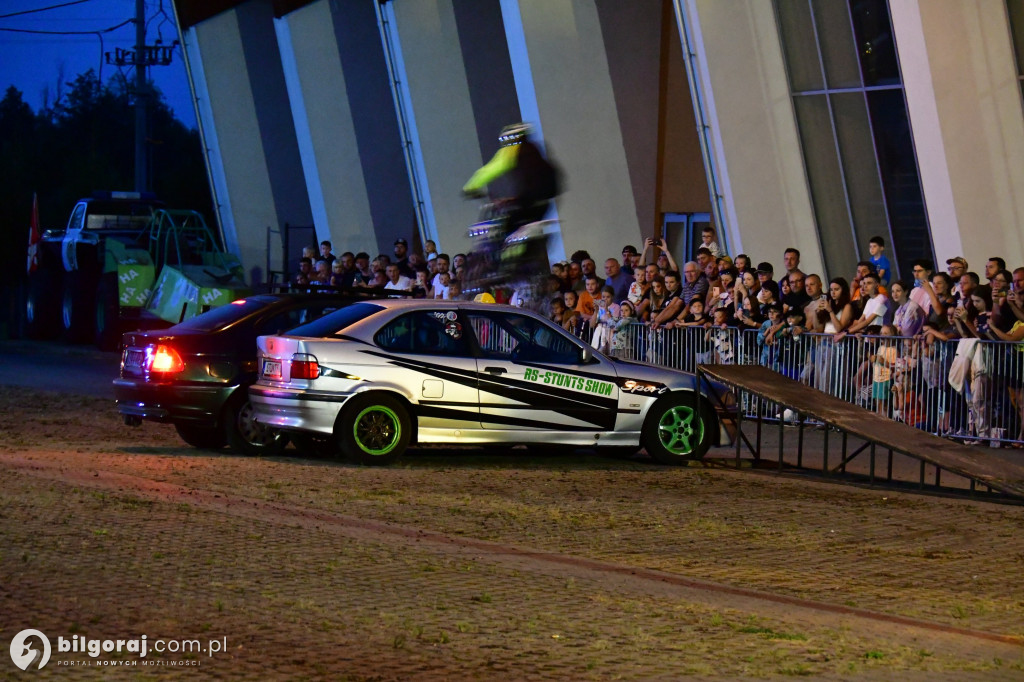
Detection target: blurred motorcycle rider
<box><xmin>462</xmin><ymin>122</ymin><xmax>561</xmax><ymax>233</ymax></box>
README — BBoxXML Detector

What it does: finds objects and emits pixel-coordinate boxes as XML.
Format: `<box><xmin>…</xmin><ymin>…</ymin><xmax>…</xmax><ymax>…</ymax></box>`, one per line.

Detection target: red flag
<box><xmin>27</xmin><ymin>193</ymin><xmax>40</xmax><ymax>275</ymax></box>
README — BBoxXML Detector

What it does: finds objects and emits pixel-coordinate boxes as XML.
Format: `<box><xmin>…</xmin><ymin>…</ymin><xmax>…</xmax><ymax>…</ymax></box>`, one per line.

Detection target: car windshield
<box><xmin>82</xmin><ymin>200</ymin><xmax>159</xmax><ymax>230</ymax></box>
<box><xmin>285</xmin><ymin>302</ymin><xmax>385</xmax><ymax>337</ymax></box>
<box><xmin>169</xmin><ymin>298</ymin><xmax>270</xmax><ymax>332</ymax></box>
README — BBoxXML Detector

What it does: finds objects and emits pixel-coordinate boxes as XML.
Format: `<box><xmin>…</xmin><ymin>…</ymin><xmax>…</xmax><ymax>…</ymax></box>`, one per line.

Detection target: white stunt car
<box><xmin>249</xmin><ymin>300</ymin><xmax>731</xmax><ymax>465</ymax></box>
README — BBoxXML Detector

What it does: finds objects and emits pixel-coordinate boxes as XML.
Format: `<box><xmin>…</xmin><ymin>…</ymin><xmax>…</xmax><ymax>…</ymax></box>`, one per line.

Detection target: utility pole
<box><xmin>106</xmin><ymin>1</ymin><xmax>179</xmax><ymax>193</ymax></box>
<box><xmin>134</xmin><ymin>0</ymin><xmax>146</xmax><ymax>193</ymax></box>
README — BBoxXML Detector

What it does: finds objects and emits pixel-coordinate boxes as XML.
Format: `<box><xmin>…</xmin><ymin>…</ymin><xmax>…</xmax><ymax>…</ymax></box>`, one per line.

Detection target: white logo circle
<box><xmin>9</xmin><ymin>629</ymin><xmax>50</xmax><ymax>671</ymax></box>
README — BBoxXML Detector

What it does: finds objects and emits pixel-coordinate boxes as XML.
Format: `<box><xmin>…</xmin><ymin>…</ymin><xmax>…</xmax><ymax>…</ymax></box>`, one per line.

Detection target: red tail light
<box><xmin>290</xmin><ymin>353</ymin><xmax>320</xmax><ymax>380</ymax></box>
<box><xmin>147</xmin><ymin>345</ymin><xmax>185</xmax><ymax>374</ymax></box>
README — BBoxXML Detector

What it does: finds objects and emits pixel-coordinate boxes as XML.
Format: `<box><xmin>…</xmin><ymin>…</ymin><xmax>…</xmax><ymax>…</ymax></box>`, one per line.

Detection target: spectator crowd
<box><xmin>294</xmin><ymin>228</ymin><xmax>1024</xmax><ymax>447</ymax></box>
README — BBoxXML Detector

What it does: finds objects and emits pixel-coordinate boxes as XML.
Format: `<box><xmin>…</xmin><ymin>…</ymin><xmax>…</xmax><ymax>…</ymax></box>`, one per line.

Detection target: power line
<box><xmin>0</xmin><ymin>0</ymin><xmax>96</xmax><ymax>20</ymax></box>
<box><xmin>0</xmin><ymin>19</ymin><xmax>133</xmax><ymax>35</ymax></box>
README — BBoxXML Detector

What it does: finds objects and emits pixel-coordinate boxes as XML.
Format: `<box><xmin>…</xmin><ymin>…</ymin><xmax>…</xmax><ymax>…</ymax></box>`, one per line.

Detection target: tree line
<box><xmin>0</xmin><ymin>70</ymin><xmax>213</xmax><ymax>287</ymax></box>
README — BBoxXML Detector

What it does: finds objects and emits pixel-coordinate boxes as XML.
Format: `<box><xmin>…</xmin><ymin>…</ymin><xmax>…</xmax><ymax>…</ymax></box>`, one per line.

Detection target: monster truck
<box><xmin>24</xmin><ymin>191</ymin><xmax>248</xmax><ymax>350</ymax></box>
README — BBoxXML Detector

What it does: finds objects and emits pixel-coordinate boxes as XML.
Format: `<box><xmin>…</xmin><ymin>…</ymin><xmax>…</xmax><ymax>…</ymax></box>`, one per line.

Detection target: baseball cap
<box><xmin>756</xmin><ymin>262</ymin><xmax>774</xmax><ymax>274</ymax></box>
<box><xmin>621</xmin><ymin>245</ymin><xmax>638</xmax><ymax>256</ymax></box>
<box><xmin>394</xmin><ymin>238</ymin><xmax>408</xmax><ymax>246</ymax></box>
<box><xmin>946</xmin><ymin>256</ymin><xmax>968</xmax><ymax>269</ymax></box>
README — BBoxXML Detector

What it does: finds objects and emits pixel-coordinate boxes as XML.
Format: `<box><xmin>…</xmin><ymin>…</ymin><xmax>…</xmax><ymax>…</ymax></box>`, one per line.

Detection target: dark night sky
<box><xmin>0</xmin><ymin>0</ymin><xmax>196</xmax><ymax>127</ymax></box>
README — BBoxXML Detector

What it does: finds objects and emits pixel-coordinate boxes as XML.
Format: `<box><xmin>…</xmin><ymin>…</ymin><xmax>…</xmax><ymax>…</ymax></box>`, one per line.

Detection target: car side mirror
<box><xmin>579</xmin><ymin>346</ymin><xmax>592</xmax><ymax>364</ymax></box>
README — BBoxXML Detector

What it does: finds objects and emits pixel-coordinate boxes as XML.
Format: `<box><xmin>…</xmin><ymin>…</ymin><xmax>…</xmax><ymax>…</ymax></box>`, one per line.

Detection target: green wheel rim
<box><xmin>657</xmin><ymin>405</ymin><xmax>702</xmax><ymax>455</ymax></box>
<box><xmin>353</xmin><ymin>405</ymin><xmax>401</xmax><ymax>456</ymax></box>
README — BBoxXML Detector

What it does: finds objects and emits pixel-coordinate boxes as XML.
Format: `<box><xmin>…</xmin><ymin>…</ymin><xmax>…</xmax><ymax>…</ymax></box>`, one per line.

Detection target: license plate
<box><xmin>123</xmin><ymin>349</ymin><xmax>145</xmax><ymax>368</ymax></box>
<box><xmin>262</xmin><ymin>359</ymin><xmax>282</xmax><ymax>379</ymax></box>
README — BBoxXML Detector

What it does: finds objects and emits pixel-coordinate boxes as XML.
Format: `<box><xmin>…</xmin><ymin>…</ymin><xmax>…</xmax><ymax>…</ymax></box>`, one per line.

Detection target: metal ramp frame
<box><xmin>696</xmin><ymin>364</ymin><xmax>1024</xmax><ymax>503</ymax></box>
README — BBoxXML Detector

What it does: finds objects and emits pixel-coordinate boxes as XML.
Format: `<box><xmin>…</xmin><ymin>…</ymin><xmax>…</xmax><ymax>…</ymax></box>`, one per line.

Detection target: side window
<box><xmin>255</xmin><ymin>304</ymin><xmax>342</xmax><ymax>336</ymax></box>
<box><xmin>68</xmin><ymin>203</ymin><xmax>86</xmax><ymax>231</ymax></box>
<box><xmin>467</xmin><ymin>315</ymin><xmax>519</xmax><ymax>360</ymax></box>
<box><xmin>375</xmin><ymin>311</ymin><xmax>469</xmax><ymax>356</ymax></box>
<box><xmin>468</xmin><ymin>313</ymin><xmax>581</xmax><ymax>364</ymax></box>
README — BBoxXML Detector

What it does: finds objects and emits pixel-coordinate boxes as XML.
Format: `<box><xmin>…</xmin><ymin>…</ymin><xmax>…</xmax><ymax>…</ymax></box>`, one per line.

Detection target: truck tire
<box><xmin>25</xmin><ymin>269</ymin><xmax>59</xmax><ymax>339</ymax></box>
<box><xmin>61</xmin><ymin>271</ymin><xmax>97</xmax><ymax>344</ymax></box>
<box><xmin>95</xmin><ymin>273</ymin><xmax>122</xmax><ymax>352</ymax></box>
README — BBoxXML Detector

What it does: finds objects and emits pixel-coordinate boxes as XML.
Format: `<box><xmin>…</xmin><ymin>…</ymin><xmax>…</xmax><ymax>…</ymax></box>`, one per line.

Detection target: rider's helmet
<box><xmin>498</xmin><ymin>122</ymin><xmax>532</xmax><ymax>147</ymax></box>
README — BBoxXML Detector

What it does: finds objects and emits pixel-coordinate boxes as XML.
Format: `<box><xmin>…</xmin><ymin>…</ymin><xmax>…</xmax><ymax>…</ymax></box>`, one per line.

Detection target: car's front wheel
<box><xmin>338</xmin><ymin>393</ymin><xmax>411</xmax><ymax>466</ymax></box>
<box><xmin>642</xmin><ymin>393</ymin><xmax>714</xmax><ymax>465</ymax></box>
<box><xmin>224</xmin><ymin>393</ymin><xmax>289</xmax><ymax>456</ymax></box>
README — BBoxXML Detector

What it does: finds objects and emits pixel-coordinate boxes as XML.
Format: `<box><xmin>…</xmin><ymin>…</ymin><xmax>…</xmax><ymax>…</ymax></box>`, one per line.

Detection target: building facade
<box><xmin>173</xmin><ymin>0</ymin><xmax>1024</xmax><ymax>285</ymax></box>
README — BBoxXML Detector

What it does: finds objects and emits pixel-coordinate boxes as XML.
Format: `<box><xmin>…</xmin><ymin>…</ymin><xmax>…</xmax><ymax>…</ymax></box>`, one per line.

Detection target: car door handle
<box><xmin>484</xmin><ymin>366</ymin><xmax>507</xmax><ymax>375</ymax></box>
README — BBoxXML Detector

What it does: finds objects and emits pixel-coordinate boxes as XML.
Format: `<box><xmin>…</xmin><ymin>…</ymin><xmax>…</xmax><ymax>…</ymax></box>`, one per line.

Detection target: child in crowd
<box><xmin>628</xmin><ymin>267</ymin><xmax>647</xmax><ymax>307</ymax></box>
<box><xmin>611</xmin><ymin>300</ymin><xmax>636</xmax><ymax>358</ymax></box>
<box><xmin>551</xmin><ymin>262</ymin><xmax>567</xmax><ymax>287</ymax></box>
<box><xmin>590</xmin><ymin>286</ymin><xmax>620</xmax><ymax>353</ymax></box>
<box><xmin>701</xmin><ymin>226</ymin><xmax>722</xmax><ymax>258</ymax></box>
<box><xmin>757</xmin><ymin>303</ymin><xmax>785</xmax><ymax>370</ymax></box>
<box><xmin>677</xmin><ymin>298</ymin><xmax>708</xmax><ymax>328</ymax></box>
<box><xmin>704</xmin><ymin>306</ymin><xmax>735</xmax><ymax>364</ymax></box>
<box><xmin>330</xmin><ymin>260</ymin><xmax>344</xmax><ymax>287</ymax></box>
<box><xmin>424</xmin><ymin>239</ymin><xmax>438</xmax><ymax>261</ymax></box>
<box><xmin>434</xmin><ymin>271</ymin><xmax>451</xmax><ymax>300</ymax></box>
<box><xmin>891</xmin><ymin>337</ymin><xmax>925</xmax><ymax>427</ymax></box>
<box><xmin>868</xmin><ymin>236</ymin><xmax>891</xmax><ymax>287</ymax></box>
<box><xmin>562</xmin><ymin>290</ymin><xmax>582</xmax><ymax>334</ymax></box>
<box><xmin>550</xmin><ymin>297</ymin><xmax>567</xmax><ymax>325</ymax></box>
<box><xmin>413</xmin><ymin>270</ymin><xmax>432</xmax><ymax>299</ymax></box>
<box><xmin>777</xmin><ymin>308</ymin><xmax>808</xmax><ymax>380</ymax></box>
<box><xmin>868</xmin><ymin>325</ymin><xmax>898</xmax><ymax>416</ymax></box>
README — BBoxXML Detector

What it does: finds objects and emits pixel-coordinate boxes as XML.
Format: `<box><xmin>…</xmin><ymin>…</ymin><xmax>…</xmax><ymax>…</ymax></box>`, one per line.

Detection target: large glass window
<box><xmin>774</xmin><ymin>0</ymin><xmax>932</xmax><ymax>281</ymax></box>
<box><xmin>1008</xmin><ymin>1</ymin><xmax>1024</xmax><ymax>105</ymax></box>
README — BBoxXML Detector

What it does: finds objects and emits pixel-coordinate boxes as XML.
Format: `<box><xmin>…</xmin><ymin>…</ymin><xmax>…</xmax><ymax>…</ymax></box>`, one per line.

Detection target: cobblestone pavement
<box><xmin>1</xmin><ymin>386</ymin><xmax>1023</xmax><ymax>680</ymax></box>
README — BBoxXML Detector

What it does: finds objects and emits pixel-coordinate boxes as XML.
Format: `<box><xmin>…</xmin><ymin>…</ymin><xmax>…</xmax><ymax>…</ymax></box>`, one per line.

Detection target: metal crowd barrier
<box><xmin>603</xmin><ymin>323</ymin><xmax>1024</xmax><ymax>448</ymax></box>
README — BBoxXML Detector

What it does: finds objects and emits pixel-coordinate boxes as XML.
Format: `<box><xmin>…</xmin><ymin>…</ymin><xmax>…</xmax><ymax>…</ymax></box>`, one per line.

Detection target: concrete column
<box><xmin>275</xmin><ymin>4</ymin><xmax>363</xmax><ymax>251</ymax></box>
<box><xmin>500</xmin><ymin>0</ymin><xmax>644</xmax><ymax>265</ymax></box>
<box><xmin>185</xmin><ymin>0</ymin><xmax>311</xmax><ymax>283</ymax></box>
<box><xmin>891</xmin><ymin>0</ymin><xmax>1024</xmax><ymax>268</ymax></box>
<box><xmin>386</xmin><ymin>0</ymin><xmax>487</xmax><ymax>254</ymax></box>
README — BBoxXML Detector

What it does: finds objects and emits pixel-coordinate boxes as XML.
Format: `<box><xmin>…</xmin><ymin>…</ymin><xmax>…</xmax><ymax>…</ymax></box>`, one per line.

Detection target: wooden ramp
<box><xmin>698</xmin><ymin>364</ymin><xmax>1024</xmax><ymax>500</ymax></box>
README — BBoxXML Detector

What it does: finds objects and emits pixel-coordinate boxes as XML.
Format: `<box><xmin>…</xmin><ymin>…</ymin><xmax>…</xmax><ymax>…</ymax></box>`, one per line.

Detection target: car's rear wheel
<box><xmin>175</xmin><ymin>423</ymin><xmax>226</xmax><ymax>450</ymax></box>
<box><xmin>25</xmin><ymin>269</ymin><xmax>59</xmax><ymax>339</ymax></box>
<box><xmin>94</xmin><ymin>273</ymin><xmax>121</xmax><ymax>352</ymax></box>
<box><xmin>224</xmin><ymin>393</ymin><xmax>289</xmax><ymax>456</ymax></box>
<box><xmin>642</xmin><ymin>393</ymin><xmax>714</xmax><ymax>465</ymax></box>
<box><xmin>62</xmin><ymin>270</ymin><xmax>97</xmax><ymax>344</ymax></box>
<box><xmin>338</xmin><ymin>393</ymin><xmax>410</xmax><ymax>466</ymax></box>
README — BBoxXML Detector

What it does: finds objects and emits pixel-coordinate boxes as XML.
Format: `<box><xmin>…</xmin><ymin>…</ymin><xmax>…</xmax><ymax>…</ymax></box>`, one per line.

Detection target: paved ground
<box><xmin>1</xmin><ymin>383</ymin><xmax>1024</xmax><ymax>679</ymax></box>
<box><xmin>1</xmin><ymin>341</ymin><xmax>1023</xmax><ymax>679</ymax></box>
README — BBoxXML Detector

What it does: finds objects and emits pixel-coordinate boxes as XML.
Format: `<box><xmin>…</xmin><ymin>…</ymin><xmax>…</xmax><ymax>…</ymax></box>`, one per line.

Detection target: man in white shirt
<box><xmin>384</xmin><ymin>264</ymin><xmax>412</xmax><ymax>292</ymax></box>
<box><xmin>430</xmin><ymin>253</ymin><xmax>451</xmax><ymax>291</ymax></box>
<box><xmin>843</xmin><ymin>273</ymin><xmax>889</xmax><ymax>335</ymax></box>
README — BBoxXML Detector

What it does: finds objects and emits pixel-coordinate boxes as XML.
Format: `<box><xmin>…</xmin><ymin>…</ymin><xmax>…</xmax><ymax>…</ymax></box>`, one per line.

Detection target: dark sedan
<box><xmin>113</xmin><ymin>291</ymin><xmax>385</xmax><ymax>454</ymax></box>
